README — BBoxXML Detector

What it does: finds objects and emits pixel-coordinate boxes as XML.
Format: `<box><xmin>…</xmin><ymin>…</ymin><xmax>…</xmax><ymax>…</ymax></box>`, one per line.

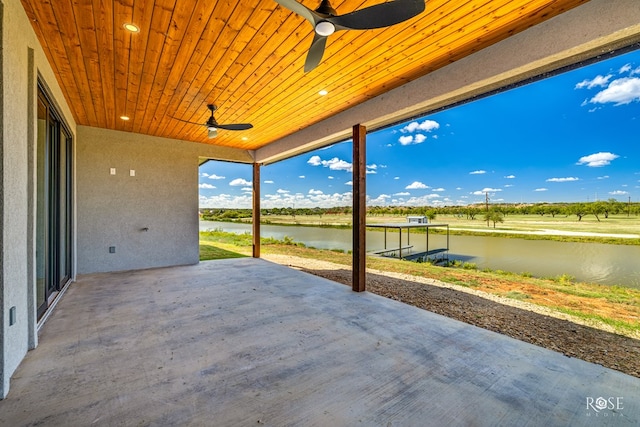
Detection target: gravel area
<box><xmin>264</xmin><ymin>254</ymin><xmax>640</xmax><ymax>378</ymax></box>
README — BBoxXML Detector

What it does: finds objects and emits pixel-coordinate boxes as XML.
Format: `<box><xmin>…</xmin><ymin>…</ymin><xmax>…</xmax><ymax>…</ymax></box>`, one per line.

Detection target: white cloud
<box><xmin>229</xmin><ymin>178</ymin><xmax>251</xmax><ymax>186</ymax></box>
<box><xmin>199</xmin><ymin>194</ymin><xmax>252</xmax><ymax>209</ymax></box>
<box><xmin>326</xmin><ymin>158</ymin><xmax>352</xmax><ymax>171</ymax></box>
<box><xmin>609</xmin><ymin>190</ymin><xmax>629</xmax><ymax>195</ymax></box>
<box><xmin>546</xmin><ymin>177</ymin><xmax>579</xmax><ymax>182</ymax></box>
<box><xmin>401</xmin><ymin>119</ymin><xmax>440</xmax><ymax>133</ymax></box>
<box><xmin>432</xmin><ymin>187</ymin><xmax>445</xmax><ymax>192</ymax></box>
<box><xmin>405</xmin><ymin>181</ymin><xmax>429</xmax><ymax>190</ymax></box>
<box><xmin>597</xmin><ymin>176</ymin><xmax>609</xmax><ymax>180</ymax></box>
<box><xmin>308</xmin><ymin>189</ymin><xmax>323</xmax><ymax>195</ymax></box>
<box><xmin>588</xmin><ymin>77</ymin><xmax>640</xmax><ymax>105</ymax></box>
<box><xmin>534</xmin><ymin>188</ymin><xmax>548</xmax><ymax>192</ymax></box>
<box><xmin>393</xmin><ymin>192</ymin><xmax>410</xmax><ymax>196</ymax></box>
<box><xmin>575</xmin><ymin>74</ymin><xmax>612</xmax><ymax>89</ymax></box>
<box><xmin>345</xmin><ymin>181</ymin><xmax>353</xmax><ymax>186</ymax></box>
<box><xmin>276</xmin><ymin>189</ymin><xmax>290</xmax><ymax>194</ymax></box>
<box><xmin>264</xmin><ymin>180</ymin><xmax>274</xmax><ymax>184</ymax></box>
<box><xmin>299</xmin><ymin>175</ymin><xmax>305</xmax><ymax>179</ymax></box>
<box><xmin>398</xmin><ymin>135</ymin><xmax>414</xmax><ymax>145</ymax></box>
<box><xmin>202</xmin><ymin>173</ymin><xmax>226</xmax><ymax>180</ymax></box>
<box><xmin>577</xmin><ymin>152</ymin><xmax>619</xmax><ymax>167</ymax></box>
<box><xmin>504</xmin><ymin>184</ymin><xmax>514</xmax><ymax>188</ymax></box>
<box><xmin>241</xmin><ymin>187</ymin><xmax>252</xmax><ymax>193</ymax></box>
<box><xmin>307</xmin><ymin>155</ymin><xmax>322</xmax><ymax>166</ymax></box>
<box><xmin>471</xmin><ymin>188</ymin><xmax>502</xmax><ymax>195</ymax></box>
<box><xmin>199</xmin><ymin>183</ymin><xmax>216</xmax><ymax>189</ymax></box>
<box><xmin>394</xmin><ymin>177</ymin><xmax>400</xmax><ymax>180</ymax></box>
<box><xmin>620</xmin><ymin>64</ymin><xmax>632</xmax><ymax>74</ymax></box>
<box><xmin>504</xmin><ymin>175</ymin><xmax>516</xmax><ymax>179</ymax></box>
<box><xmin>368</xmin><ymin>194</ymin><xmax>391</xmax><ymax>205</ymax></box>
<box><xmin>308</xmin><ymin>155</ymin><xmax>353</xmax><ymax>172</ymax></box>
<box><xmin>414</xmin><ymin>134</ymin><xmax>427</xmax><ymax>144</ymax></box>
<box><xmin>328</xmin><ymin>176</ymin><xmax>334</xmax><ymax>180</ymax></box>
<box><xmin>469</xmin><ymin>170</ymin><xmax>486</xmax><ymax>175</ymax></box>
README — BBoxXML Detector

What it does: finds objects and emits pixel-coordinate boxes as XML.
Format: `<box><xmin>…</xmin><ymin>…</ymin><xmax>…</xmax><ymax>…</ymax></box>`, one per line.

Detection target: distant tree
<box><xmin>484</xmin><ymin>210</ymin><xmax>504</xmax><ymax>228</ymax></box>
<box><xmin>569</xmin><ymin>203</ymin><xmax>588</xmax><ymax>221</ymax></box>
<box><xmin>466</xmin><ymin>207</ymin><xmax>480</xmax><ymax>220</ymax></box>
<box><xmin>590</xmin><ymin>202</ymin><xmax>606</xmax><ymax>222</ymax></box>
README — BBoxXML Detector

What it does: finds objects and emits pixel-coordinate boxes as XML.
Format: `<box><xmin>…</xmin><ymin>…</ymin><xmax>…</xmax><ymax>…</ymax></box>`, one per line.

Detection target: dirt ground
<box><xmin>263</xmin><ymin>254</ymin><xmax>640</xmax><ymax>378</ymax></box>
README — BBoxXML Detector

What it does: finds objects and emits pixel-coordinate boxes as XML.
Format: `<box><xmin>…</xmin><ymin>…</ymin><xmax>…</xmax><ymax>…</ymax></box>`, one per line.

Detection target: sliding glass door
<box><xmin>36</xmin><ymin>85</ymin><xmax>73</xmax><ymax>320</ymax></box>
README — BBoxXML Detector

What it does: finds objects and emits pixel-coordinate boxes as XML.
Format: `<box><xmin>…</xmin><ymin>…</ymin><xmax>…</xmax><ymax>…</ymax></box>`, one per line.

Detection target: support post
<box><xmin>252</xmin><ymin>163</ymin><xmax>261</xmax><ymax>258</ymax></box>
<box><xmin>352</xmin><ymin>125</ymin><xmax>366</xmax><ymax>292</ymax></box>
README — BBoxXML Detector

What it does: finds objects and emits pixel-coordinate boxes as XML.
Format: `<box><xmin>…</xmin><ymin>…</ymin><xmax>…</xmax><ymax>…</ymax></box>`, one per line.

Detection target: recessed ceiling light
<box><xmin>120</xmin><ymin>115</ymin><xmax>130</xmax><ymax>121</ymax></box>
<box><xmin>123</xmin><ymin>23</ymin><xmax>139</xmax><ymax>33</ymax></box>
<box><xmin>319</xmin><ymin>90</ymin><xmax>328</xmax><ymax>96</ymax></box>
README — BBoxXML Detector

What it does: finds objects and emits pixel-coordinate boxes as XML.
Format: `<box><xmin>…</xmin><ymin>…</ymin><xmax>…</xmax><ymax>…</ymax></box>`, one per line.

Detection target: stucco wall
<box><xmin>1</xmin><ymin>0</ymin><xmax>77</xmax><ymax>398</ymax></box>
<box><xmin>76</xmin><ymin>126</ymin><xmax>217</xmax><ymax>274</ymax></box>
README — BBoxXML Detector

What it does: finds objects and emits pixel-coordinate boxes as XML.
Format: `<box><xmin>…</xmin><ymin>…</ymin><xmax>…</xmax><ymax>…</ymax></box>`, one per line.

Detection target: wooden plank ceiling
<box><xmin>21</xmin><ymin>0</ymin><xmax>588</xmax><ymax>152</ymax></box>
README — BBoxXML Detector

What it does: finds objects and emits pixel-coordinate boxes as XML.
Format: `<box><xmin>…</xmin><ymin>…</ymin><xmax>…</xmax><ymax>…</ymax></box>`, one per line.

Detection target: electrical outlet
<box><xmin>130</xmin><ymin>169</ymin><xmax>136</xmax><ymax>177</ymax></box>
<box><xmin>9</xmin><ymin>306</ymin><xmax>16</xmax><ymax>326</ymax></box>
<box><xmin>109</xmin><ymin>246</ymin><xmax>116</xmax><ymax>253</ymax></box>
<box><xmin>110</xmin><ymin>168</ymin><xmax>116</xmax><ymax>175</ymax></box>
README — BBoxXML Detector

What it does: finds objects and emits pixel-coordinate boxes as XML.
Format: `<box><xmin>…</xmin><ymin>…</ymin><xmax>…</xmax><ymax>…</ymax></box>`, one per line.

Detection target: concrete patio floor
<box><xmin>1</xmin><ymin>258</ymin><xmax>638</xmax><ymax>426</ymax></box>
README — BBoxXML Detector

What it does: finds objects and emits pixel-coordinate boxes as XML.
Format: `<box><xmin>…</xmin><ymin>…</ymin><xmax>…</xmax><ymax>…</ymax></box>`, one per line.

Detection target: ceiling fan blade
<box><xmin>304</xmin><ymin>33</ymin><xmax>328</xmax><ymax>73</ymax></box>
<box><xmin>329</xmin><ymin>0</ymin><xmax>425</xmax><ymax>30</ymax></box>
<box><xmin>208</xmin><ymin>128</ymin><xmax>218</xmax><ymax>139</ymax></box>
<box><xmin>216</xmin><ymin>123</ymin><xmax>253</xmax><ymax>131</ymax></box>
<box><xmin>274</xmin><ymin>0</ymin><xmax>319</xmax><ymax>25</ymax></box>
<box><xmin>171</xmin><ymin>116</ymin><xmax>206</xmax><ymax>126</ymax></box>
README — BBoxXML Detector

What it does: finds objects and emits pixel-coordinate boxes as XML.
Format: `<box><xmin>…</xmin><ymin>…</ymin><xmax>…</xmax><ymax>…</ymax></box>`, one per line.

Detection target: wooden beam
<box><xmin>352</xmin><ymin>125</ymin><xmax>366</xmax><ymax>293</ymax></box>
<box><xmin>252</xmin><ymin>162</ymin><xmax>261</xmax><ymax>258</ymax></box>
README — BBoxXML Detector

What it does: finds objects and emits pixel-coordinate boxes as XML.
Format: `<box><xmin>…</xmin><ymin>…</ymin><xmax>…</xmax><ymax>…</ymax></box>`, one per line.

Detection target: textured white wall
<box><xmin>76</xmin><ymin>126</ymin><xmax>230</xmax><ymax>274</ymax></box>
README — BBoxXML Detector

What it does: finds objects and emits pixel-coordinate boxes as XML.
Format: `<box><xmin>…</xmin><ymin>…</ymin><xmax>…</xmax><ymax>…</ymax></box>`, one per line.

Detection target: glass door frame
<box><xmin>36</xmin><ymin>84</ymin><xmax>73</xmax><ymax>320</ymax></box>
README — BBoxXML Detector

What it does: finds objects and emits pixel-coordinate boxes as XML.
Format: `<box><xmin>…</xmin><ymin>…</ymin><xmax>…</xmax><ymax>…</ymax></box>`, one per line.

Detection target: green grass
<box><xmin>504</xmin><ymin>291</ymin><xmax>532</xmax><ymax>300</ymax></box>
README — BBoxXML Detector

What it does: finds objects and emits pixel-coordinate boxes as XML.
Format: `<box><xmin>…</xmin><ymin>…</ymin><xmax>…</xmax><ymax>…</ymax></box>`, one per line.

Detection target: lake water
<box><xmin>200</xmin><ymin>221</ymin><xmax>640</xmax><ymax>288</ymax></box>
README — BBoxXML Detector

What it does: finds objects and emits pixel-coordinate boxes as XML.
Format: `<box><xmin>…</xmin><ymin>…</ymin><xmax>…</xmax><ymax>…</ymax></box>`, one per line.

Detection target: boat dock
<box><xmin>367</xmin><ymin>222</ymin><xmax>449</xmax><ymax>263</ymax></box>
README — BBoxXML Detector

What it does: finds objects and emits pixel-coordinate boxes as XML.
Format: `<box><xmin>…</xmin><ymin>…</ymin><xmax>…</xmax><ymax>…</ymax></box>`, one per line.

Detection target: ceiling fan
<box><xmin>174</xmin><ymin>104</ymin><xmax>253</xmax><ymax>138</ymax></box>
<box><xmin>275</xmin><ymin>0</ymin><xmax>426</xmax><ymax>72</ymax></box>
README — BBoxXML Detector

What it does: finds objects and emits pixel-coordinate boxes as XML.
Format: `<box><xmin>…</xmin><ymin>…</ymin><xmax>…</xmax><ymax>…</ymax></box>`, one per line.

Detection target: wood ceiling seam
<box><xmin>130</xmin><ymin>0</ymin><xmax>178</xmax><ymax>134</ymax></box>
<box><xmin>153</xmin><ymin>0</ymin><xmax>238</xmax><ymax>139</ymax></box>
<box><xmin>208</xmin><ymin>0</ymin><xmax>357</xmax><ymax>147</ymax></box>
<box><xmin>166</xmin><ymin>1</ymin><xmax>260</xmax><ymax>141</ymax></box>
<box><xmin>53</xmin><ymin>0</ymin><xmax>99</xmax><ymax>126</ymax></box>
<box><xmin>20</xmin><ymin>1</ymin><xmax>85</xmax><ymax>124</ymax></box>
<box><xmin>140</xmin><ymin>0</ymin><xmax>220</xmax><ymax>137</ymax></box>
<box><xmin>93</xmin><ymin>0</ymin><xmax>117</xmax><ymax>129</ymax></box>
<box><xmin>122</xmin><ymin>0</ymin><xmax>155</xmax><ymax>133</ymax></box>
<box><xmin>164</xmin><ymin>2</ymin><xmax>251</xmax><ymax>140</ymax></box>
<box><xmin>113</xmin><ymin>0</ymin><xmax>134</xmax><ymax>131</ymax></box>
<box><xmin>165</xmin><ymin>0</ymin><xmax>307</xmax><ymax>146</ymax></box>
<box><xmin>74</xmin><ymin>0</ymin><xmax>109</xmax><ymax>129</ymax></box>
<box><xmin>137</xmin><ymin>0</ymin><xmax>202</xmax><ymax>136</ymax></box>
<box><xmin>194</xmin><ymin>3</ymin><xmax>308</xmax><ymax>131</ymax></box>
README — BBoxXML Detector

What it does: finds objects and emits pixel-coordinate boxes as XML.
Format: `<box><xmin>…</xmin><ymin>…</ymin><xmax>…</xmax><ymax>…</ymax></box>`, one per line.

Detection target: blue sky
<box><xmin>200</xmin><ymin>49</ymin><xmax>640</xmax><ymax>209</ymax></box>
